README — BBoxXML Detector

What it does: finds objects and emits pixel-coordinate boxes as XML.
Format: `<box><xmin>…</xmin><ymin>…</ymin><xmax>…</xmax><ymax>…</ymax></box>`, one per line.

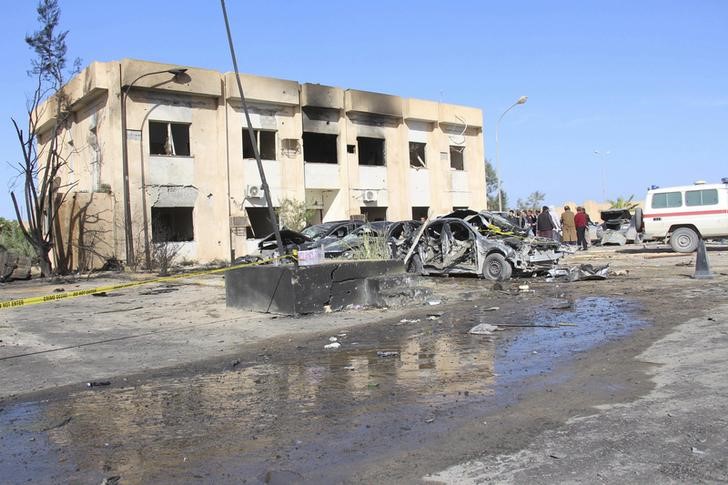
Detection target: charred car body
<box><xmin>321</xmin><ymin>220</ymin><xmax>422</xmax><ymax>259</ymax></box>
<box><xmin>598</xmin><ymin>209</ymin><xmax>639</xmax><ymax>246</ymax></box>
<box><xmin>404</xmin><ymin>211</ymin><xmax>564</xmax><ymax>281</ymax></box>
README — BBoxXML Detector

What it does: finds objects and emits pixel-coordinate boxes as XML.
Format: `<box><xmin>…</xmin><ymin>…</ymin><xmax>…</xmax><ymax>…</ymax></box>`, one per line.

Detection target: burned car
<box><xmin>301</xmin><ymin>220</ymin><xmax>364</xmax><ymax>243</ymax></box>
<box><xmin>404</xmin><ymin>217</ymin><xmax>563</xmax><ymax>281</ymax></box>
<box><xmin>323</xmin><ymin>220</ymin><xmax>422</xmax><ymax>259</ymax></box>
<box><xmin>598</xmin><ymin>209</ymin><xmax>639</xmax><ymax>246</ymax></box>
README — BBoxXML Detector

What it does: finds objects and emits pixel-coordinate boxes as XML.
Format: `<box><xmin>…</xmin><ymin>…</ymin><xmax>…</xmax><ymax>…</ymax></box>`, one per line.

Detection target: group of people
<box><xmin>508</xmin><ymin>206</ymin><xmax>592</xmax><ymax>250</ymax></box>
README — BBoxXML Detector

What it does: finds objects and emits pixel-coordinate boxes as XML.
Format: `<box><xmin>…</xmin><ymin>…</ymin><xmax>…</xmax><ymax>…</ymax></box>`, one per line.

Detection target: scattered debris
<box><xmin>53</xmin><ymin>288</ymin><xmax>65</xmax><ymax>293</ymax></box>
<box><xmin>518</xmin><ymin>284</ymin><xmax>530</xmax><ymax>292</ymax></box>
<box><xmin>329</xmin><ymin>336</ymin><xmax>338</xmax><ymax>342</ymax></box>
<box><xmin>101</xmin><ymin>477</ymin><xmax>121</xmax><ymax>485</ymax></box>
<box><xmin>343</xmin><ymin>365</ymin><xmax>355</xmax><ymax>371</ymax></box>
<box><xmin>612</xmin><ymin>269</ymin><xmax>629</xmax><ymax>276</ymax></box>
<box><xmin>427</xmin><ymin>315</ymin><xmax>439</xmax><ymax>321</ymax></box>
<box><xmin>399</xmin><ymin>318</ymin><xmax>421</xmax><ymax>324</ymax></box>
<box><xmin>469</xmin><ymin>323</ymin><xmax>499</xmax><ymax>335</ymax></box>
<box><xmin>86</xmin><ymin>381</ymin><xmax>111</xmax><ymax>388</ymax></box>
<box><xmin>484</xmin><ymin>306</ymin><xmax>500</xmax><ymax>311</ymax></box>
<box><xmin>691</xmin><ymin>446</ymin><xmax>706</xmax><ymax>455</ymax></box>
<box><xmin>230</xmin><ymin>359</ymin><xmax>241</xmax><ymax>367</ymax></box>
<box><xmin>424</xmin><ymin>416</ymin><xmax>436</xmax><ymax>424</ymax></box>
<box><xmin>324</xmin><ymin>305</ymin><xmax>332</xmax><ymax>313</ymax></box>
<box><xmin>427</xmin><ymin>299</ymin><xmax>442</xmax><ymax>306</ymax></box>
<box><xmin>549</xmin><ymin>452</ymin><xmax>567</xmax><ymax>459</ymax></box>
<box><xmin>547</xmin><ymin>264</ymin><xmax>610</xmax><ymax>282</ymax></box>
<box><xmin>376</xmin><ymin>351</ymin><xmax>399</xmax><ymax>358</ymax></box>
<box><xmin>91</xmin><ymin>292</ymin><xmax>108</xmax><ymax>297</ymax></box>
<box><xmin>323</xmin><ymin>342</ymin><xmax>340</xmax><ymax>350</ymax></box>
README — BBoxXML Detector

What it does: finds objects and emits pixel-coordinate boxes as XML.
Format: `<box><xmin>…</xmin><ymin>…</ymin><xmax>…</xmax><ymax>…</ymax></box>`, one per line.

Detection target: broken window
<box><xmin>412</xmin><ymin>207</ymin><xmax>429</xmax><ymax>221</ymax></box>
<box><xmin>360</xmin><ymin>206</ymin><xmax>387</xmax><ymax>222</ymax></box>
<box><xmin>303</xmin><ymin>132</ymin><xmax>338</xmax><ymax>163</ymax></box>
<box><xmin>449</xmin><ymin>146</ymin><xmax>464</xmax><ymax>170</ymax></box>
<box><xmin>357</xmin><ymin>137</ymin><xmax>385</xmax><ymax>166</ymax></box>
<box><xmin>409</xmin><ymin>142</ymin><xmax>426</xmax><ymax>168</ymax></box>
<box><xmin>245</xmin><ymin>207</ymin><xmax>276</xmax><ymax>238</ymax></box>
<box><xmin>149</xmin><ymin>121</ymin><xmax>190</xmax><ymax>156</ymax></box>
<box><xmin>243</xmin><ymin>129</ymin><xmax>276</xmax><ymax>160</ymax></box>
<box><xmin>151</xmin><ymin>207</ymin><xmax>194</xmax><ymax>242</ymax></box>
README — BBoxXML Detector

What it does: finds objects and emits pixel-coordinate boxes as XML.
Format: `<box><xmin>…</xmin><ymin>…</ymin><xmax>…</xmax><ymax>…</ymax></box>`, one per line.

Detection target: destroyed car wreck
<box><xmin>404</xmin><ymin>216</ymin><xmax>564</xmax><ymax>281</ymax></box>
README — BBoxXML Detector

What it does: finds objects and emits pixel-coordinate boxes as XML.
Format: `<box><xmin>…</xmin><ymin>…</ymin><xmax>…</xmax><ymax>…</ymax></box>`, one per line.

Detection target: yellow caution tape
<box><xmin>0</xmin><ymin>255</ymin><xmax>292</xmax><ymax>311</ymax></box>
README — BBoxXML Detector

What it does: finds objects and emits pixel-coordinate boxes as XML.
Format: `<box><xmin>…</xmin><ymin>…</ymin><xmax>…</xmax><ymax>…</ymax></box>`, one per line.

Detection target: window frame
<box><xmin>242</xmin><ymin>128</ymin><xmax>277</xmax><ymax>161</ymax></box>
<box><xmin>685</xmin><ymin>189</ymin><xmax>719</xmax><ymax>207</ymax></box>
<box><xmin>148</xmin><ymin>121</ymin><xmax>191</xmax><ymax>157</ymax></box>
<box><xmin>651</xmin><ymin>191</ymin><xmax>683</xmax><ymax>209</ymax></box>
<box><xmin>449</xmin><ymin>145</ymin><xmax>465</xmax><ymax>171</ymax></box>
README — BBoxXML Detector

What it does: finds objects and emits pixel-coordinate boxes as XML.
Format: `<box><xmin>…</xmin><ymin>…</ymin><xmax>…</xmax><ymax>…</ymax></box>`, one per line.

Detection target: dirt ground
<box><xmin>1</xmin><ymin>243</ymin><xmax>727</xmax><ymax>484</ymax></box>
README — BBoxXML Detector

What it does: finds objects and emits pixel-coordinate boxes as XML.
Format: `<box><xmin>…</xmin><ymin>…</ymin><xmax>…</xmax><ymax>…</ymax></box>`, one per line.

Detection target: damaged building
<box><xmin>35</xmin><ymin>59</ymin><xmax>485</xmax><ymax>268</ymax></box>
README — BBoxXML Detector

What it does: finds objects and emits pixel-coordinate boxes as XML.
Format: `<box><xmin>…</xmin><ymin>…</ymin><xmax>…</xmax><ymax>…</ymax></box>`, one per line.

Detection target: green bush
<box><xmin>0</xmin><ymin>218</ymin><xmax>35</xmax><ymax>258</ymax></box>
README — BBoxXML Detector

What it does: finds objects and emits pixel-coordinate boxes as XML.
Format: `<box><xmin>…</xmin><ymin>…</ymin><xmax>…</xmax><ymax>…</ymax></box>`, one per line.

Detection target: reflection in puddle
<box><xmin>0</xmin><ymin>297</ymin><xmax>643</xmax><ymax>483</ymax></box>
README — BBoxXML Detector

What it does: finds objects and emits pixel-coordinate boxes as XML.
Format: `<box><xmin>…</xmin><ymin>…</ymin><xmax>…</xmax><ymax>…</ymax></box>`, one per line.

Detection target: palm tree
<box><xmin>607</xmin><ymin>195</ymin><xmax>639</xmax><ymax>210</ymax></box>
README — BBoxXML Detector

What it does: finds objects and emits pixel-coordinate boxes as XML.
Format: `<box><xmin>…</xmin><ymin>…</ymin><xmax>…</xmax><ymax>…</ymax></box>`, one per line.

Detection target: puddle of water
<box><xmin>0</xmin><ymin>297</ymin><xmax>644</xmax><ymax>483</ymax></box>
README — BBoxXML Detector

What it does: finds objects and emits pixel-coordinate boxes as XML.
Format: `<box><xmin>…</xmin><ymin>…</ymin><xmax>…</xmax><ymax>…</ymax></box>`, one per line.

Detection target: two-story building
<box><xmin>35</xmin><ymin>59</ymin><xmax>486</xmax><ymax>268</ymax></box>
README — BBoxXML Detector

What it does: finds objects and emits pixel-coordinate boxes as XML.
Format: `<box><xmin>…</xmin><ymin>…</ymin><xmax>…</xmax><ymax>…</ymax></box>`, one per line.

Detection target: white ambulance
<box><xmin>640</xmin><ymin>179</ymin><xmax>728</xmax><ymax>252</ymax></box>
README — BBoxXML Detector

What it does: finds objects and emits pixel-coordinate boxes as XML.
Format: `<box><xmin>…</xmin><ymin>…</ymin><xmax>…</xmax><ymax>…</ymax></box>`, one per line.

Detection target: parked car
<box><xmin>301</xmin><ymin>220</ymin><xmax>364</xmax><ymax>244</ymax></box>
<box><xmin>322</xmin><ymin>221</ymin><xmax>392</xmax><ymax>259</ymax></box>
<box><xmin>323</xmin><ymin>220</ymin><xmax>423</xmax><ymax>259</ymax></box>
<box><xmin>642</xmin><ymin>179</ymin><xmax>728</xmax><ymax>252</ymax></box>
<box><xmin>404</xmin><ymin>217</ymin><xmax>563</xmax><ymax>281</ymax></box>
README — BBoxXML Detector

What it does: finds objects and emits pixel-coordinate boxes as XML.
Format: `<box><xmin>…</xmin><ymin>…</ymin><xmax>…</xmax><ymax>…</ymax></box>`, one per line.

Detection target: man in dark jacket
<box><xmin>574</xmin><ymin>206</ymin><xmax>589</xmax><ymax>250</ymax></box>
<box><xmin>536</xmin><ymin>206</ymin><xmax>554</xmax><ymax>239</ymax></box>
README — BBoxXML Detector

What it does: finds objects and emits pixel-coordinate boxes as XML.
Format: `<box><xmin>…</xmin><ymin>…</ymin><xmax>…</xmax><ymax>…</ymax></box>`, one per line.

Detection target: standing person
<box><xmin>528</xmin><ymin>210</ymin><xmax>537</xmax><ymax>236</ymax></box>
<box><xmin>574</xmin><ymin>206</ymin><xmax>589</xmax><ymax>250</ymax></box>
<box><xmin>536</xmin><ymin>206</ymin><xmax>554</xmax><ymax>239</ymax></box>
<box><xmin>548</xmin><ymin>205</ymin><xmax>562</xmax><ymax>242</ymax></box>
<box><xmin>560</xmin><ymin>206</ymin><xmax>577</xmax><ymax>245</ymax></box>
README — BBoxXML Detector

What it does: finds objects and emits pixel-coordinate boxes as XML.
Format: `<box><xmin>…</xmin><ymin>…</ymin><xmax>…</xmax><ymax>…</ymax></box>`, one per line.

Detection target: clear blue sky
<box><xmin>1</xmin><ymin>0</ymin><xmax>726</xmax><ymax>218</ymax></box>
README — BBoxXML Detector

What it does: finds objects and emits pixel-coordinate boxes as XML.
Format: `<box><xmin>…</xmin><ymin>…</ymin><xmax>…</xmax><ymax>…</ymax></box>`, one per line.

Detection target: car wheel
<box><xmin>633</xmin><ymin>207</ymin><xmax>644</xmax><ymax>232</ymax></box>
<box><xmin>670</xmin><ymin>227</ymin><xmax>699</xmax><ymax>253</ymax></box>
<box><xmin>482</xmin><ymin>253</ymin><xmax>513</xmax><ymax>281</ymax></box>
<box><xmin>407</xmin><ymin>254</ymin><xmax>424</xmax><ymax>275</ymax></box>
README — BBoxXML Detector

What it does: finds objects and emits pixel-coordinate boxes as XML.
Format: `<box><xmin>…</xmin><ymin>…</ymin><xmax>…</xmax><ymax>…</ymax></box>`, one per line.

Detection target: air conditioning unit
<box><xmin>246</xmin><ymin>184</ymin><xmax>265</xmax><ymax>198</ymax></box>
<box><xmin>363</xmin><ymin>190</ymin><xmax>377</xmax><ymax>202</ymax></box>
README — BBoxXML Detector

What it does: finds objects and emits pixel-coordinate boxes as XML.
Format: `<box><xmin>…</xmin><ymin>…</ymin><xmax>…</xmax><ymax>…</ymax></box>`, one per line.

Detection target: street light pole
<box><xmin>120</xmin><ymin>67</ymin><xmax>188</xmax><ymax>267</ymax></box>
<box><xmin>593</xmin><ymin>149</ymin><xmax>611</xmax><ymax>201</ymax></box>
<box><xmin>495</xmin><ymin>96</ymin><xmax>528</xmax><ymax>212</ymax></box>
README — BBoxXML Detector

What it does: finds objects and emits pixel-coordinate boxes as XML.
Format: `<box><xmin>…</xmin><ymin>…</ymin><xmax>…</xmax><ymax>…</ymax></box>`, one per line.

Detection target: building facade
<box><xmin>36</xmin><ymin>59</ymin><xmax>486</xmax><ymax>268</ymax></box>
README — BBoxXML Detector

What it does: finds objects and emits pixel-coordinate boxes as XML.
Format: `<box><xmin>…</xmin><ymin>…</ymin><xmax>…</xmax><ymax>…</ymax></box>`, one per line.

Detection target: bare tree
<box><xmin>10</xmin><ymin>0</ymin><xmax>80</xmax><ymax>276</ymax></box>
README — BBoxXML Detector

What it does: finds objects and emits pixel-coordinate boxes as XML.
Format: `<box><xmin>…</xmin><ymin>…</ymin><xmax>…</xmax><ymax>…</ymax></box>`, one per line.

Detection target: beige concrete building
<box><xmin>36</xmin><ymin>59</ymin><xmax>485</xmax><ymax>268</ymax></box>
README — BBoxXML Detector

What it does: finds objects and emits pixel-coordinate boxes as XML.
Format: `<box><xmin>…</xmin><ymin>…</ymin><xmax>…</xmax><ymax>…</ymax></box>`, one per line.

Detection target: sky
<box><xmin>0</xmin><ymin>0</ymin><xmax>726</xmax><ymax>219</ymax></box>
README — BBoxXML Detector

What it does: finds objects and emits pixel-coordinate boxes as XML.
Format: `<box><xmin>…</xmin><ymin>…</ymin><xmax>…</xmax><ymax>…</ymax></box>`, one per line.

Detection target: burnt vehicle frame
<box><xmin>404</xmin><ymin>215</ymin><xmax>563</xmax><ymax>281</ymax></box>
<box><xmin>323</xmin><ymin>220</ymin><xmax>423</xmax><ymax>260</ymax></box>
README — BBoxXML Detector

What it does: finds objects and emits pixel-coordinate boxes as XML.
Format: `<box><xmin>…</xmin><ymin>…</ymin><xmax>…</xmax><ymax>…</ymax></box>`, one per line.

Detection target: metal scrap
<box><xmin>547</xmin><ymin>264</ymin><xmax>610</xmax><ymax>282</ymax></box>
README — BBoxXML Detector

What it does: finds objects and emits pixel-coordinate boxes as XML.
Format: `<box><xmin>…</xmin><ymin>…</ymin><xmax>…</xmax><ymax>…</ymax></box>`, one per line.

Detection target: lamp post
<box><xmin>120</xmin><ymin>67</ymin><xmax>188</xmax><ymax>267</ymax></box>
<box><xmin>495</xmin><ymin>95</ymin><xmax>528</xmax><ymax>212</ymax></box>
<box><xmin>593</xmin><ymin>149</ymin><xmax>611</xmax><ymax>201</ymax></box>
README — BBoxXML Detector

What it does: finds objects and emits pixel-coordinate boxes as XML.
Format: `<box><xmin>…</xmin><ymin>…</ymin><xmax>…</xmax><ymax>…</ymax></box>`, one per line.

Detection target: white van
<box><xmin>640</xmin><ymin>179</ymin><xmax>728</xmax><ymax>252</ymax></box>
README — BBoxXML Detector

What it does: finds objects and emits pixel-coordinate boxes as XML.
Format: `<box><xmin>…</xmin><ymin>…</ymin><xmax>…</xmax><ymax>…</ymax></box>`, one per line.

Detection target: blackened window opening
<box><xmin>245</xmin><ymin>207</ymin><xmax>276</xmax><ymax>238</ymax></box>
<box><xmin>152</xmin><ymin>207</ymin><xmax>194</xmax><ymax>242</ymax></box>
<box><xmin>149</xmin><ymin>121</ymin><xmax>191</xmax><ymax>156</ymax></box>
<box><xmin>450</xmin><ymin>146</ymin><xmax>464</xmax><ymax>170</ymax></box>
<box><xmin>357</xmin><ymin>137</ymin><xmax>385</xmax><ymax>166</ymax></box>
<box><xmin>303</xmin><ymin>132</ymin><xmax>338</xmax><ymax>163</ymax></box>
<box><xmin>409</xmin><ymin>142</ymin><xmax>426</xmax><ymax>168</ymax></box>
<box><xmin>243</xmin><ymin>129</ymin><xmax>276</xmax><ymax>160</ymax></box>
